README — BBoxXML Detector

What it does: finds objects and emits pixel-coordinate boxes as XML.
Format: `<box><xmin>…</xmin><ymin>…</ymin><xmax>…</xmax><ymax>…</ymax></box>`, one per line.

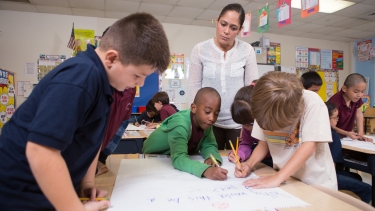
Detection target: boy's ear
<box><xmin>342</xmin><ymin>85</ymin><xmax>347</xmax><ymax>93</ymax></box>
<box><xmin>104</xmin><ymin>50</ymin><xmax>119</xmax><ymax>67</ymax></box>
<box><xmin>191</xmin><ymin>103</ymin><xmax>197</xmax><ymax>113</ymax></box>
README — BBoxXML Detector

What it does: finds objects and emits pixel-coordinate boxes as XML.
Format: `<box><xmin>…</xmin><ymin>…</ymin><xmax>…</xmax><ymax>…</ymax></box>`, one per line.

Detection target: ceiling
<box><xmin>1</xmin><ymin>0</ymin><xmax>375</xmax><ymax>42</ymax></box>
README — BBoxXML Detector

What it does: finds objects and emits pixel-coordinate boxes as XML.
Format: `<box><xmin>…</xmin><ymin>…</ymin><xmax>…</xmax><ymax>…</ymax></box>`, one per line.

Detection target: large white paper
<box><xmin>341</xmin><ymin>137</ymin><xmax>375</xmax><ymax>152</ymax></box>
<box><xmin>110</xmin><ymin>156</ymin><xmax>310</xmax><ymax>211</ymax></box>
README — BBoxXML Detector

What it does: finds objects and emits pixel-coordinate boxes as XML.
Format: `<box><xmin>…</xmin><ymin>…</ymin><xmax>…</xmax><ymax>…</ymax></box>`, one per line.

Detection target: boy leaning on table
<box><xmin>142</xmin><ymin>87</ymin><xmax>228</xmax><ymax>180</ymax></box>
<box><xmin>0</xmin><ymin>13</ymin><xmax>170</xmax><ymax>211</ymax></box>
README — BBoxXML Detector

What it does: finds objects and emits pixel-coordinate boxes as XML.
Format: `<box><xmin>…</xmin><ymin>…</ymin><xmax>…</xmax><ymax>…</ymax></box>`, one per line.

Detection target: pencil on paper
<box><xmin>79</xmin><ymin>197</ymin><xmax>109</xmax><ymax>201</ymax></box>
<box><xmin>229</xmin><ymin>140</ymin><xmax>244</xmax><ymax>173</ymax></box>
<box><xmin>210</xmin><ymin>154</ymin><xmax>220</xmax><ymax>167</ymax></box>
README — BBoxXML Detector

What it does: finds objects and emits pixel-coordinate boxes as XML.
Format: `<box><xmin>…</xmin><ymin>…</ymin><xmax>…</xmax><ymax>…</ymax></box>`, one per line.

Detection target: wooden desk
<box><xmin>95</xmin><ymin>151</ymin><xmax>359</xmax><ymax>210</ymax></box>
<box><xmin>341</xmin><ymin>138</ymin><xmax>375</xmax><ymax>206</ymax></box>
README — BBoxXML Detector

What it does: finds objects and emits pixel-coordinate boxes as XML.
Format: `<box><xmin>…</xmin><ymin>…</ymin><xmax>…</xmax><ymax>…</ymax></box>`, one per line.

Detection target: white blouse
<box><xmin>188</xmin><ymin>38</ymin><xmax>258</xmax><ymax>129</ymax></box>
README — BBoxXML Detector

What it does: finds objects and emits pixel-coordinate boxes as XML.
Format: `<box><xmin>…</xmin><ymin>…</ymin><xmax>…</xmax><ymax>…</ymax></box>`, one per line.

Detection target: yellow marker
<box><xmin>229</xmin><ymin>140</ymin><xmax>244</xmax><ymax>173</ymax></box>
<box><xmin>79</xmin><ymin>198</ymin><xmax>109</xmax><ymax>201</ymax></box>
<box><xmin>210</xmin><ymin>154</ymin><xmax>219</xmax><ymax>167</ymax></box>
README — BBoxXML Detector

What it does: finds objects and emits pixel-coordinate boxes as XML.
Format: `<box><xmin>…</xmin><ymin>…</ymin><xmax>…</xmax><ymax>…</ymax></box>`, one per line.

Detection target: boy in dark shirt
<box><xmin>0</xmin><ymin>13</ymin><xmax>170</xmax><ymax>210</ymax></box>
<box><xmin>134</xmin><ymin>99</ymin><xmax>161</xmax><ymax>126</ymax></box>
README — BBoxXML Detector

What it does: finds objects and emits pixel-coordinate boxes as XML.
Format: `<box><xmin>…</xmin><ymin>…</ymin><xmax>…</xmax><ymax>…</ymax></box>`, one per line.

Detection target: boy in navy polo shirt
<box><xmin>0</xmin><ymin>13</ymin><xmax>170</xmax><ymax>211</ymax></box>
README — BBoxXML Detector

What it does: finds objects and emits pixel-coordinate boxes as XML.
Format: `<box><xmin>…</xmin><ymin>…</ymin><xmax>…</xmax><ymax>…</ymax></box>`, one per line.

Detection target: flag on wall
<box><xmin>67</xmin><ymin>23</ymin><xmax>75</xmax><ymax>49</ymax></box>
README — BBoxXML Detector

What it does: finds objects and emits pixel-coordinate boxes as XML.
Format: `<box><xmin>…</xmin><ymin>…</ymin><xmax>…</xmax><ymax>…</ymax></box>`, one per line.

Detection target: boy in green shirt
<box><xmin>142</xmin><ymin>87</ymin><xmax>228</xmax><ymax>180</ymax></box>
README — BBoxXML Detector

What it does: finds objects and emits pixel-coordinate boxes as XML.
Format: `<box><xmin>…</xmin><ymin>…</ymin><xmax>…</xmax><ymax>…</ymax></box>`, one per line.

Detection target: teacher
<box><xmin>188</xmin><ymin>3</ymin><xmax>258</xmax><ymax>150</ymax></box>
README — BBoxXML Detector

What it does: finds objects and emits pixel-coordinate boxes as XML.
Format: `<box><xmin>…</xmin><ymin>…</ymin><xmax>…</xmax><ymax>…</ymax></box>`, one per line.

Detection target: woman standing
<box><xmin>188</xmin><ymin>3</ymin><xmax>258</xmax><ymax>149</ymax></box>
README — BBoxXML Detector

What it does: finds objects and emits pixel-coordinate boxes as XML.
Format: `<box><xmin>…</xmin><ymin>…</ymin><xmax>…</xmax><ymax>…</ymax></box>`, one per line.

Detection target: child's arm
<box><xmin>234</xmin><ymin>140</ymin><xmax>269</xmax><ymax>178</ymax></box>
<box><xmin>242</xmin><ymin>142</ymin><xmax>317</xmax><ymax>189</ymax></box>
<box><xmin>26</xmin><ymin>141</ymin><xmax>109</xmax><ymax>211</ymax></box>
<box><xmin>79</xmin><ymin>148</ymin><xmax>108</xmax><ymax>200</ymax></box>
<box><xmin>168</xmin><ymin>128</ymin><xmax>227</xmax><ymax>180</ymax></box>
<box><xmin>355</xmin><ymin>107</ymin><xmax>373</xmax><ymax>142</ymax></box>
<box><xmin>332</xmin><ymin>125</ymin><xmax>359</xmax><ymax>140</ymax></box>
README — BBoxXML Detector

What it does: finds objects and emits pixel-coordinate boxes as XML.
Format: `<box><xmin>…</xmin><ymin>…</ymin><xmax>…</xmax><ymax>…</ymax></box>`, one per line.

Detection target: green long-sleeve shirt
<box><xmin>142</xmin><ymin>109</ymin><xmax>222</xmax><ymax>177</ymax></box>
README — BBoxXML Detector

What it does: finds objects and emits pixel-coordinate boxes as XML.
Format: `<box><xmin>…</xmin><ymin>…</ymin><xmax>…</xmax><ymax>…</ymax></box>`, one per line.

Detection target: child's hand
<box><xmin>242</xmin><ymin>175</ymin><xmax>283</xmax><ymax>189</ymax></box>
<box><xmin>83</xmin><ymin>200</ymin><xmax>110</xmax><ymax>211</ymax></box>
<box><xmin>204</xmin><ymin>158</ymin><xmax>215</xmax><ymax>166</ymax></box>
<box><xmin>347</xmin><ymin>131</ymin><xmax>360</xmax><ymax>140</ymax></box>
<box><xmin>146</xmin><ymin>123</ymin><xmax>157</xmax><ymax>129</ymax></box>
<box><xmin>79</xmin><ymin>185</ymin><xmax>108</xmax><ymax>199</ymax></box>
<box><xmin>134</xmin><ymin>122</ymin><xmax>140</xmax><ymax>127</ymax></box>
<box><xmin>203</xmin><ymin>166</ymin><xmax>228</xmax><ymax>180</ymax></box>
<box><xmin>234</xmin><ymin>162</ymin><xmax>251</xmax><ymax>178</ymax></box>
<box><xmin>227</xmin><ymin>151</ymin><xmax>237</xmax><ymax>163</ymax></box>
<box><xmin>357</xmin><ymin>134</ymin><xmax>373</xmax><ymax>142</ymax></box>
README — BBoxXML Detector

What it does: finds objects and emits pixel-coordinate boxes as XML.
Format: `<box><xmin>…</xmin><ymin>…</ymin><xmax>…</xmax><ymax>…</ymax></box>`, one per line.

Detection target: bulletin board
<box><xmin>133</xmin><ymin>72</ymin><xmax>159</xmax><ymax>107</ymax></box>
<box><xmin>298</xmin><ymin>70</ymin><xmax>338</xmax><ymax>102</ymax></box>
<box><xmin>0</xmin><ymin>69</ymin><xmax>16</xmax><ymax>134</ymax></box>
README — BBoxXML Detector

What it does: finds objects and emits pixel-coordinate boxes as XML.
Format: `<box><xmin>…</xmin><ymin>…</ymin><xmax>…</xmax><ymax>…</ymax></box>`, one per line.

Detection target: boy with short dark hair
<box><xmin>0</xmin><ymin>13</ymin><xmax>170</xmax><ymax>211</ymax></box>
<box><xmin>152</xmin><ymin>91</ymin><xmax>177</xmax><ymax>121</ymax></box>
<box><xmin>134</xmin><ymin>99</ymin><xmax>161</xmax><ymax>126</ymax></box>
<box><xmin>234</xmin><ymin>72</ymin><xmax>337</xmax><ymax>190</ymax></box>
<box><xmin>143</xmin><ymin>87</ymin><xmax>228</xmax><ymax>180</ymax></box>
<box><xmin>328</xmin><ymin>73</ymin><xmax>372</xmax><ymax>141</ymax></box>
<box><xmin>300</xmin><ymin>71</ymin><xmax>323</xmax><ymax>93</ymax></box>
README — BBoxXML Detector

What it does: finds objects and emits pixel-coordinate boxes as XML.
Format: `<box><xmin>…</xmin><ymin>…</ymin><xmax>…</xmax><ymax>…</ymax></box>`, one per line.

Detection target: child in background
<box><xmin>234</xmin><ymin>72</ymin><xmax>337</xmax><ymax>190</ymax></box>
<box><xmin>152</xmin><ymin>91</ymin><xmax>177</xmax><ymax>121</ymax></box>
<box><xmin>300</xmin><ymin>71</ymin><xmax>322</xmax><ymax>93</ymax></box>
<box><xmin>0</xmin><ymin>13</ymin><xmax>170</xmax><ymax>211</ymax></box>
<box><xmin>228</xmin><ymin>83</ymin><xmax>272</xmax><ymax>167</ymax></box>
<box><xmin>134</xmin><ymin>99</ymin><xmax>161</xmax><ymax>126</ymax></box>
<box><xmin>325</xmin><ymin>102</ymin><xmax>372</xmax><ymax>203</ymax></box>
<box><xmin>327</xmin><ymin>73</ymin><xmax>372</xmax><ymax>141</ymax></box>
<box><xmin>143</xmin><ymin>87</ymin><xmax>228</xmax><ymax>180</ymax></box>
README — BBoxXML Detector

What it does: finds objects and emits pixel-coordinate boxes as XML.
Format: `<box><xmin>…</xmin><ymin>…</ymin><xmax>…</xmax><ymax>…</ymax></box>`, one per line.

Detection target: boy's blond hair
<box><xmin>251</xmin><ymin>72</ymin><xmax>304</xmax><ymax>131</ymax></box>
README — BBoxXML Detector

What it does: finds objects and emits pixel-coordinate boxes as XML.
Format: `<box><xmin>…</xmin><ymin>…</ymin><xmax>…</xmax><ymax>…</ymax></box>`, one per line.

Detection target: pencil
<box><xmin>229</xmin><ymin>140</ymin><xmax>244</xmax><ymax>173</ymax></box>
<box><xmin>79</xmin><ymin>198</ymin><xmax>109</xmax><ymax>201</ymax></box>
<box><xmin>152</xmin><ymin>119</ymin><xmax>154</xmax><ymax>123</ymax></box>
<box><xmin>236</xmin><ymin>137</ymin><xmax>239</xmax><ymax>155</ymax></box>
<box><xmin>210</xmin><ymin>154</ymin><xmax>220</xmax><ymax>167</ymax></box>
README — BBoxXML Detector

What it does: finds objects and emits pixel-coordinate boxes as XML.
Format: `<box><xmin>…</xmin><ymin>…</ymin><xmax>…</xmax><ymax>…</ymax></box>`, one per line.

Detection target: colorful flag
<box><xmin>277</xmin><ymin>0</ymin><xmax>292</xmax><ymax>28</ymax></box>
<box><xmin>67</xmin><ymin>23</ymin><xmax>75</xmax><ymax>50</ymax></box>
<box><xmin>258</xmin><ymin>5</ymin><xmax>269</xmax><ymax>33</ymax></box>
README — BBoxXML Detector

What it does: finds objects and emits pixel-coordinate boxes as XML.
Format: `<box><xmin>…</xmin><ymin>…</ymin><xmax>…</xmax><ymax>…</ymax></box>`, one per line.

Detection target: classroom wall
<box><xmin>0</xmin><ymin>10</ymin><xmax>352</xmax><ymax>108</ymax></box>
<box><xmin>353</xmin><ymin>39</ymin><xmax>375</xmax><ymax>106</ymax></box>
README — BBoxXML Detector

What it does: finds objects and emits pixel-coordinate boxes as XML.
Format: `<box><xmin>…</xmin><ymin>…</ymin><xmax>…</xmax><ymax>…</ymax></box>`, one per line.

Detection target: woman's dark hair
<box><xmin>230</xmin><ymin>85</ymin><xmax>255</xmax><ymax>125</ymax></box>
<box><xmin>218</xmin><ymin>3</ymin><xmax>245</xmax><ymax>27</ymax></box>
<box><xmin>325</xmin><ymin>102</ymin><xmax>338</xmax><ymax>117</ymax></box>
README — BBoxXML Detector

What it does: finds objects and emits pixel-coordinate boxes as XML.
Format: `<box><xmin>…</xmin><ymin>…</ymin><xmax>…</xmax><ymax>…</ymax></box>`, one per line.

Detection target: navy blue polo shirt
<box><xmin>329</xmin><ymin>128</ymin><xmax>344</xmax><ymax>165</ymax></box>
<box><xmin>0</xmin><ymin>45</ymin><xmax>113</xmax><ymax>210</ymax></box>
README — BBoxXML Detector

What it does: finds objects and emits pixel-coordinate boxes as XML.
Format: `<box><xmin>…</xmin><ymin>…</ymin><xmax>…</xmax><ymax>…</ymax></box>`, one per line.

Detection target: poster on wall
<box><xmin>320</xmin><ymin>49</ymin><xmax>332</xmax><ymax>70</ymax></box>
<box><xmin>241</xmin><ymin>13</ymin><xmax>251</xmax><ymax>37</ymax></box>
<box><xmin>301</xmin><ymin>0</ymin><xmax>319</xmax><ymax>18</ymax></box>
<box><xmin>332</xmin><ymin>50</ymin><xmax>343</xmax><ymax>70</ymax></box>
<box><xmin>165</xmin><ymin>54</ymin><xmax>185</xmax><ymax>79</ymax></box>
<box><xmin>277</xmin><ymin>0</ymin><xmax>292</xmax><ymax>28</ymax></box>
<box><xmin>267</xmin><ymin>42</ymin><xmax>281</xmax><ymax>65</ymax></box>
<box><xmin>258</xmin><ymin>4</ymin><xmax>269</xmax><ymax>33</ymax></box>
<box><xmin>308</xmin><ymin>48</ymin><xmax>320</xmax><ymax>70</ymax></box>
<box><xmin>0</xmin><ymin>69</ymin><xmax>16</xmax><ymax>134</ymax></box>
<box><xmin>295</xmin><ymin>46</ymin><xmax>308</xmax><ymax>69</ymax></box>
<box><xmin>73</xmin><ymin>29</ymin><xmax>95</xmax><ymax>54</ymax></box>
<box><xmin>357</xmin><ymin>40</ymin><xmax>372</xmax><ymax>62</ymax></box>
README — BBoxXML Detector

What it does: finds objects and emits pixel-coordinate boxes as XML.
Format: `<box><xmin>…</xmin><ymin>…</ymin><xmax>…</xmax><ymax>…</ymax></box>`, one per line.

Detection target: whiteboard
<box><xmin>110</xmin><ymin>156</ymin><xmax>310</xmax><ymax>211</ymax></box>
<box><xmin>257</xmin><ymin>64</ymin><xmax>275</xmax><ymax>78</ymax></box>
